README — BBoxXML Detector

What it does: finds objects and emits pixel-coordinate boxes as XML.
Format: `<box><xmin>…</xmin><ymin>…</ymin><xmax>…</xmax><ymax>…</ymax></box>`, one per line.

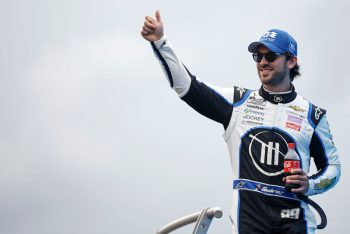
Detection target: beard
<box><xmin>258</xmin><ymin>62</ymin><xmax>289</xmax><ymax>86</ymax></box>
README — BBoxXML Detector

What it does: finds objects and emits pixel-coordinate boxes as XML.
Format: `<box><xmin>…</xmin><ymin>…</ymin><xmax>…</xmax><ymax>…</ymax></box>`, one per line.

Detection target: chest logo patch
<box><xmin>242</xmin><ymin>128</ymin><xmax>297</xmax><ymax>177</ymax></box>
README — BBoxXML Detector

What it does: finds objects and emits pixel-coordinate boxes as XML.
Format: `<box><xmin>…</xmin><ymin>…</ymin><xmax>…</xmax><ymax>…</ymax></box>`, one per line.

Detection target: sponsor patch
<box><xmin>274</xmin><ymin>95</ymin><xmax>282</xmax><ymax>103</ymax></box>
<box><xmin>243</xmin><ymin>114</ymin><xmax>264</xmax><ymax>122</ymax></box>
<box><xmin>244</xmin><ymin>108</ymin><xmax>264</xmax><ymax>116</ymax></box>
<box><xmin>236</xmin><ymin>87</ymin><xmax>246</xmax><ymax>99</ymax></box>
<box><xmin>314</xmin><ymin>177</ymin><xmax>336</xmax><ymax>190</ymax></box>
<box><xmin>256</xmin><ymin>184</ymin><xmax>283</xmax><ymax>196</ymax></box>
<box><xmin>287</xmin><ymin>115</ymin><xmax>302</xmax><ymax>125</ymax></box>
<box><xmin>246</xmin><ymin>129</ymin><xmax>291</xmax><ymax>176</ymax></box>
<box><xmin>242</xmin><ymin>120</ymin><xmax>263</xmax><ymax>126</ymax></box>
<box><xmin>247</xmin><ymin>97</ymin><xmax>266</xmax><ymax>106</ymax></box>
<box><xmin>286</xmin><ymin>110</ymin><xmax>306</xmax><ymax>119</ymax></box>
<box><xmin>234</xmin><ymin>181</ymin><xmax>246</xmax><ymax>189</ymax></box>
<box><xmin>315</xmin><ymin>107</ymin><xmax>323</xmax><ymax>120</ymax></box>
<box><xmin>289</xmin><ymin>105</ymin><xmax>306</xmax><ymax>112</ymax></box>
<box><xmin>286</xmin><ymin>122</ymin><xmax>301</xmax><ymax>131</ymax></box>
<box><xmin>261</xmin><ymin>31</ymin><xmax>278</xmax><ymax>41</ymax></box>
<box><xmin>246</xmin><ymin>104</ymin><xmax>264</xmax><ymax>110</ymax></box>
<box><xmin>281</xmin><ymin>208</ymin><xmax>300</xmax><ymax>219</ymax></box>
<box><xmin>289</xmin><ymin>42</ymin><xmax>296</xmax><ymax>54</ymax></box>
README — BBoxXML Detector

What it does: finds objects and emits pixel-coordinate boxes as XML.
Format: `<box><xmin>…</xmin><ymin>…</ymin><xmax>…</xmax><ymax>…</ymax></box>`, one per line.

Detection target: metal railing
<box><xmin>156</xmin><ymin>207</ymin><xmax>223</xmax><ymax>234</ymax></box>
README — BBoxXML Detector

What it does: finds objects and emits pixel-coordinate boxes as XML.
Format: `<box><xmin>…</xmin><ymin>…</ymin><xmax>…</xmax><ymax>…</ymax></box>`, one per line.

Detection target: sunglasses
<box><xmin>252</xmin><ymin>52</ymin><xmax>285</xmax><ymax>63</ymax></box>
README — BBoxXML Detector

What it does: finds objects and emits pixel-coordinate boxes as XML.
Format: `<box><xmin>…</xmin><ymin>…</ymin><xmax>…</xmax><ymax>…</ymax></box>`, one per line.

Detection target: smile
<box><xmin>260</xmin><ymin>68</ymin><xmax>273</xmax><ymax>75</ymax></box>
<box><xmin>260</xmin><ymin>67</ymin><xmax>273</xmax><ymax>71</ymax></box>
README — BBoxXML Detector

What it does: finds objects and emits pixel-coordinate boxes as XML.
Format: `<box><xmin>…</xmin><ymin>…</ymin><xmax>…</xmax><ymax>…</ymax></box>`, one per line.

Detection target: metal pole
<box><xmin>156</xmin><ymin>207</ymin><xmax>222</xmax><ymax>234</ymax></box>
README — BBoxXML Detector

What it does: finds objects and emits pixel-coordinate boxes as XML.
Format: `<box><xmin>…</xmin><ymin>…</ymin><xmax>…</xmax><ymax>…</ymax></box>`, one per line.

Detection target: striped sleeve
<box><xmin>150</xmin><ymin>35</ymin><xmax>235</xmax><ymax>128</ymax></box>
<box><xmin>151</xmin><ymin>35</ymin><xmax>191</xmax><ymax>97</ymax></box>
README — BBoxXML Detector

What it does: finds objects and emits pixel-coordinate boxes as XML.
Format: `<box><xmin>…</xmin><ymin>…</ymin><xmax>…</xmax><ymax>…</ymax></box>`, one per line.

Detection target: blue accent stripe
<box><xmin>233</xmin><ymin>90</ymin><xmax>253</xmax><ymax>107</ymax></box>
<box><xmin>233</xmin><ymin>179</ymin><xmax>300</xmax><ymax>200</ymax></box>
<box><xmin>237</xmin><ymin>191</ymin><xmax>240</xmax><ymax>233</ymax></box>
<box><xmin>304</xmin><ymin>207</ymin><xmax>308</xmax><ymax>234</ymax></box>
<box><xmin>150</xmin><ymin>42</ymin><xmax>174</xmax><ymax>87</ymax></box>
<box><xmin>308</xmin><ymin>102</ymin><xmax>316</xmax><ymax>129</ymax></box>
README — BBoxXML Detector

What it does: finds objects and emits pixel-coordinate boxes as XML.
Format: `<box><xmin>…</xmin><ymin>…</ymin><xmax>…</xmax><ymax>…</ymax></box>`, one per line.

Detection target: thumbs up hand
<box><xmin>141</xmin><ymin>10</ymin><xmax>164</xmax><ymax>42</ymax></box>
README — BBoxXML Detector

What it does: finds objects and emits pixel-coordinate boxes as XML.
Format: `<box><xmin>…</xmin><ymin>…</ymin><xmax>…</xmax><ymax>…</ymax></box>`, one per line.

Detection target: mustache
<box><xmin>259</xmin><ymin>64</ymin><xmax>273</xmax><ymax>69</ymax></box>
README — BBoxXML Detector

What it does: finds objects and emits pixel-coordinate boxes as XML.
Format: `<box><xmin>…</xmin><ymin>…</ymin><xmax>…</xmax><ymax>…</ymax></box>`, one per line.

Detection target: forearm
<box><xmin>151</xmin><ymin>35</ymin><xmax>191</xmax><ymax>97</ymax></box>
<box><xmin>305</xmin><ymin>114</ymin><xmax>341</xmax><ymax>196</ymax></box>
<box><xmin>305</xmin><ymin>163</ymin><xmax>341</xmax><ymax>196</ymax></box>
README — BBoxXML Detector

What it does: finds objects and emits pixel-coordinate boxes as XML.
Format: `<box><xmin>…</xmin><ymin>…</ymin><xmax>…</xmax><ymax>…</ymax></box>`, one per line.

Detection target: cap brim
<box><xmin>248</xmin><ymin>41</ymin><xmax>285</xmax><ymax>54</ymax></box>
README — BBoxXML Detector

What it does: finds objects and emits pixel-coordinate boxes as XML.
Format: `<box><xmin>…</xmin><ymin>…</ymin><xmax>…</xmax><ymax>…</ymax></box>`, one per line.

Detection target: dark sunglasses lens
<box><xmin>253</xmin><ymin>52</ymin><xmax>279</xmax><ymax>62</ymax></box>
<box><xmin>264</xmin><ymin>52</ymin><xmax>278</xmax><ymax>62</ymax></box>
<box><xmin>252</xmin><ymin>53</ymin><xmax>263</xmax><ymax>62</ymax></box>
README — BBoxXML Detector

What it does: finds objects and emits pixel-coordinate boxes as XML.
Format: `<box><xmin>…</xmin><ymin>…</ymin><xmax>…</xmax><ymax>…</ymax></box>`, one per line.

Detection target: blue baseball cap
<box><xmin>248</xmin><ymin>29</ymin><xmax>297</xmax><ymax>56</ymax></box>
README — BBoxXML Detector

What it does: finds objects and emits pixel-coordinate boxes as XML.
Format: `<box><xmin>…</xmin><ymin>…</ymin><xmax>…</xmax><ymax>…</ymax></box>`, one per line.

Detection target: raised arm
<box><xmin>140</xmin><ymin>10</ymin><xmax>236</xmax><ymax>129</ymax></box>
<box><xmin>141</xmin><ymin>10</ymin><xmax>191</xmax><ymax>96</ymax></box>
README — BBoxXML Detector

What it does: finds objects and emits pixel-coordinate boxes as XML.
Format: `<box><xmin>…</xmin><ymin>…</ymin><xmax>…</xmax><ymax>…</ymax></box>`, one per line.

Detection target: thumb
<box><xmin>155</xmin><ymin>9</ymin><xmax>161</xmax><ymax>22</ymax></box>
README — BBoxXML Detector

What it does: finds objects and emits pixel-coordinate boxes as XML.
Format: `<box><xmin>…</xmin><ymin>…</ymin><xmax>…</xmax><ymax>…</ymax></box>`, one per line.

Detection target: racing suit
<box><xmin>150</xmin><ymin>35</ymin><xmax>341</xmax><ymax>234</ymax></box>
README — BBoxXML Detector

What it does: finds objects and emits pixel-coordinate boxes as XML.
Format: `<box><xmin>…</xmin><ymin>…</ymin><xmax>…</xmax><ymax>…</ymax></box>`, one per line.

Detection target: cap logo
<box><xmin>261</xmin><ymin>31</ymin><xmax>278</xmax><ymax>41</ymax></box>
<box><xmin>289</xmin><ymin>42</ymin><xmax>296</xmax><ymax>54</ymax></box>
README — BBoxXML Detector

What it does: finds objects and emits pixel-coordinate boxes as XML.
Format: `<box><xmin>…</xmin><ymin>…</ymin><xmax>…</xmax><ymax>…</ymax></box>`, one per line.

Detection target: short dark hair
<box><xmin>285</xmin><ymin>55</ymin><xmax>300</xmax><ymax>81</ymax></box>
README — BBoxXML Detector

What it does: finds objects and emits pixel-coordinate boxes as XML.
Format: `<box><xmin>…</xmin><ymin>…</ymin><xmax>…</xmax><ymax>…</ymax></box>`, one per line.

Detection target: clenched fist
<box><xmin>140</xmin><ymin>10</ymin><xmax>164</xmax><ymax>42</ymax></box>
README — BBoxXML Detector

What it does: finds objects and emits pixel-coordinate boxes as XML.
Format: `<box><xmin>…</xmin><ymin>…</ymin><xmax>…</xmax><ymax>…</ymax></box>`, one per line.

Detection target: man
<box><xmin>141</xmin><ymin>10</ymin><xmax>341</xmax><ymax>234</ymax></box>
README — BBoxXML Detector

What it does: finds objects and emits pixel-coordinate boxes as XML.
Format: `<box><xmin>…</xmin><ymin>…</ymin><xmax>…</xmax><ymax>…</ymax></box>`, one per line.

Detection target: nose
<box><xmin>259</xmin><ymin>55</ymin><xmax>269</xmax><ymax>65</ymax></box>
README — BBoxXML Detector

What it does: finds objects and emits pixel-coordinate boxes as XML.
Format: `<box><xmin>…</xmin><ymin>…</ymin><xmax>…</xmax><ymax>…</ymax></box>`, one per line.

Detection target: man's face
<box><xmin>256</xmin><ymin>46</ymin><xmax>289</xmax><ymax>86</ymax></box>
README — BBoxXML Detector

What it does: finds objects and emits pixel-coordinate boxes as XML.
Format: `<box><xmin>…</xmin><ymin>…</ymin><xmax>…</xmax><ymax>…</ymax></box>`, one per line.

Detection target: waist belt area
<box><xmin>233</xmin><ymin>179</ymin><xmax>327</xmax><ymax>229</ymax></box>
<box><xmin>233</xmin><ymin>179</ymin><xmax>299</xmax><ymax>200</ymax></box>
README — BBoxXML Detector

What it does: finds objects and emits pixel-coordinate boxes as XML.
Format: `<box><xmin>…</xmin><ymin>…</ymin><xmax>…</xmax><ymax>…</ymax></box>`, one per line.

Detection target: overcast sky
<box><xmin>1</xmin><ymin>0</ymin><xmax>349</xmax><ymax>233</ymax></box>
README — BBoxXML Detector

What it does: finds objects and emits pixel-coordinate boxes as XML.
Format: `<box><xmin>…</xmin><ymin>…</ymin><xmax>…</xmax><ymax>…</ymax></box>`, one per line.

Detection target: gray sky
<box><xmin>1</xmin><ymin>0</ymin><xmax>349</xmax><ymax>233</ymax></box>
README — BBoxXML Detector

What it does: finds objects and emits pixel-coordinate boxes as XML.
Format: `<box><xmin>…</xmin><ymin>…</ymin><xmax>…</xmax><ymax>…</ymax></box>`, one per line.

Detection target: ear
<box><xmin>287</xmin><ymin>56</ymin><xmax>297</xmax><ymax>69</ymax></box>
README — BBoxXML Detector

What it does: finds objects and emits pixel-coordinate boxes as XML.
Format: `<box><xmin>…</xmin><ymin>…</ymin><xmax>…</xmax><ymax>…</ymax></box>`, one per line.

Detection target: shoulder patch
<box><xmin>233</xmin><ymin>86</ymin><xmax>250</xmax><ymax>104</ymax></box>
<box><xmin>309</xmin><ymin>103</ymin><xmax>326</xmax><ymax>128</ymax></box>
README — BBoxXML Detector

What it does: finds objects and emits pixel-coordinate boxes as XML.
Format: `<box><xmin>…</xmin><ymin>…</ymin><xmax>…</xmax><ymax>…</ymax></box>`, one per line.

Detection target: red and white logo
<box><xmin>286</xmin><ymin>122</ymin><xmax>301</xmax><ymax>131</ymax></box>
<box><xmin>284</xmin><ymin>160</ymin><xmax>300</xmax><ymax>173</ymax></box>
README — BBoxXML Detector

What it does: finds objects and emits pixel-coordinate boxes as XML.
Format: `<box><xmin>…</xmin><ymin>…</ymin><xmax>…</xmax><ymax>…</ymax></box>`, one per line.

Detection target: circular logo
<box><xmin>274</xmin><ymin>95</ymin><xmax>282</xmax><ymax>102</ymax></box>
<box><xmin>242</xmin><ymin>128</ymin><xmax>295</xmax><ymax>177</ymax></box>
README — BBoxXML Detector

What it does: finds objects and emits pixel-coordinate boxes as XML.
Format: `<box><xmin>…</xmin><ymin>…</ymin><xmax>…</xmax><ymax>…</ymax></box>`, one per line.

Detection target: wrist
<box><xmin>304</xmin><ymin>179</ymin><xmax>315</xmax><ymax>196</ymax></box>
<box><xmin>153</xmin><ymin>34</ymin><xmax>167</xmax><ymax>48</ymax></box>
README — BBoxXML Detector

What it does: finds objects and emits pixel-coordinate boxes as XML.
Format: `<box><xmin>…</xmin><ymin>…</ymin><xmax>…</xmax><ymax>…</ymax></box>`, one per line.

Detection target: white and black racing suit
<box><xmin>150</xmin><ymin>35</ymin><xmax>341</xmax><ymax>234</ymax></box>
